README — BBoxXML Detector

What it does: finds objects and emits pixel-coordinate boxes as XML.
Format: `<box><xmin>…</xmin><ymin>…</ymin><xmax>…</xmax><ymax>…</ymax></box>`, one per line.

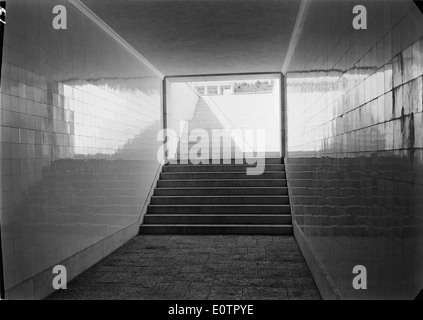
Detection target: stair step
<box><xmin>151</xmin><ymin>196</ymin><xmax>290</xmax><ymax>205</ymax></box>
<box><xmin>170</xmin><ymin>158</ymin><xmax>283</xmax><ymax>165</ymax></box>
<box><xmin>154</xmin><ymin>187</ymin><xmax>289</xmax><ymax>196</ymax></box>
<box><xmin>147</xmin><ymin>204</ymin><xmax>291</xmax><ymax>214</ymax></box>
<box><xmin>157</xmin><ymin>179</ymin><xmax>287</xmax><ymax>187</ymax></box>
<box><xmin>177</xmin><ymin>153</ymin><xmax>271</xmax><ymax>159</ymax></box>
<box><xmin>139</xmin><ymin>97</ymin><xmax>290</xmax><ymax>236</ymax></box>
<box><xmin>160</xmin><ymin>172</ymin><xmax>286</xmax><ymax>180</ymax></box>
<box><xmin>139</xmin><ymin>224</ymin><xmax>293</xmax><ymax>235</ymax></box>
<box><xmin>178</xmin><ymin>144</ymin><xmax>242</xmax><ymax>150</ymax></box>
<box><xmin>163</xmin><ymin>164</ymin><xmax>285</xmax><ymax>172</ymax></box>
<box><xmin>144</xmin><ymin>214</ymin><xmax>292</xmax><ymax>225</ymax></box>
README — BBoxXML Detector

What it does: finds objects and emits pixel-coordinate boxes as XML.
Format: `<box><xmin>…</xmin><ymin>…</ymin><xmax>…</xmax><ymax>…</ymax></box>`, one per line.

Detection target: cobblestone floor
<box><xmin>48</xmin><ymin>235</ymin><xmax>321</xmax><ymax>300</ymax></box>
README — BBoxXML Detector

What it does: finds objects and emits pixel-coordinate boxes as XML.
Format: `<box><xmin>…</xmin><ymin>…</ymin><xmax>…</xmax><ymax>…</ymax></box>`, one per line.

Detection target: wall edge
<box><xmin>293</xmin><ymin>221</ymin><xmax>342</xmax><ymax>300</ymax></box>
<box><xmin>138</xmin><ymin>163</ymin><xmax>164</xmax><ymax>225</ymax></box>
<box><xmin>67</xmin><ymin>0</ymin><xmax>165</xmax><ymax>79</ymax></box>
<box><xmin>4</xmin><ymin>162</ymin><xmax>164</xmax><ymax>300</ymax></box>
<box><xmin>5</xmin><ymin>221</ymin><xmax>139</xmax><ymax>299</ymax></box>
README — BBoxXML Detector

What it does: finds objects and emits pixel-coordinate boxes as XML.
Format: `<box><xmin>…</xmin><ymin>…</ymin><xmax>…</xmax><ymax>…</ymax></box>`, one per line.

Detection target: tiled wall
<box><xmin>0</xmin><ymin>0</ymin><xmax>162</xmax><ymax>298</ymax></box>
<box><xmin>286</xmin><ymin>0</ymin><xmax>423</xmax><ymax>299</ymax></box>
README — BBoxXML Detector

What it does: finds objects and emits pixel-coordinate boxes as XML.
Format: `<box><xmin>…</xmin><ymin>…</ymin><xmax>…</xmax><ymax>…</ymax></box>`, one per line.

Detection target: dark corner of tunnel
<box><xmin>414</xmin><ymin>0</ymin><xmax>423</xmax><ymax>15</ymax></box>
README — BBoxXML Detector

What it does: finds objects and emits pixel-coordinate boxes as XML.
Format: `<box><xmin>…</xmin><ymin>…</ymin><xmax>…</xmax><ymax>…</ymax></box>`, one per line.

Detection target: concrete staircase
<box><xmin>139</xmin><ymin>97</ymin><xmax>292</xmax><ymax>235</ymax></box>
<box><xmin>140</xmin><ymin>158</ymin><xmax>292</xmax><ymax>235</ymax></box>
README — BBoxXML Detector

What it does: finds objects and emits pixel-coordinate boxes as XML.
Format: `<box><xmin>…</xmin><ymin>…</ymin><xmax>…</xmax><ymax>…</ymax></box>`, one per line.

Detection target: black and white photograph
<box><xmin>0</xmin><ymin>0</ymin><xmax>422</xmax><ymax>305</ymax></box>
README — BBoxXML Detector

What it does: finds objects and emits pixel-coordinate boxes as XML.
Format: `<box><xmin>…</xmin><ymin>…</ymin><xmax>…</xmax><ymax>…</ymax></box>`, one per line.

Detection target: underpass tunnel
<box><xmin>0</xmin><ymin>0</ymin><xmax>422</xmax><ymax>300</ymax></box>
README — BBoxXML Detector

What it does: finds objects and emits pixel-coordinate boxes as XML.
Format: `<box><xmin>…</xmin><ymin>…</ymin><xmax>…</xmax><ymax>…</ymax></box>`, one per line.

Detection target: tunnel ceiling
<box><xmin>81</xmin><ymin>0</ymin><xmax>301</xmax><ymax>76</ymax></box>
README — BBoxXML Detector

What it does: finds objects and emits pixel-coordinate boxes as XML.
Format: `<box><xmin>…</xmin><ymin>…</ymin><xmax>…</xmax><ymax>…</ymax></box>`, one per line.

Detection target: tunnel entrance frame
<box><xmin>162</xmin><ymin>72</ymin><xmax>286</xmax><ymax>161</ymax></box>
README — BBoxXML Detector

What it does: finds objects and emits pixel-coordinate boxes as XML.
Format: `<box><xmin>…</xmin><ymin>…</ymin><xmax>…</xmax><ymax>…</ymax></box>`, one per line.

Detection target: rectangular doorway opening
<box><xmin>163</xmin><ymin>73</ymin><xmax>283</xmax><ymax>162</ymax></box>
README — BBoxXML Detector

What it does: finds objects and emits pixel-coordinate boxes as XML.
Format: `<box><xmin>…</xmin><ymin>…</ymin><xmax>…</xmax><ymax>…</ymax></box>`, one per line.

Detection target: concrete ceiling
<box><xmin>82</xmin><ymin>0</ymin><xmax>301</xmax><ymax>76</ymax></box>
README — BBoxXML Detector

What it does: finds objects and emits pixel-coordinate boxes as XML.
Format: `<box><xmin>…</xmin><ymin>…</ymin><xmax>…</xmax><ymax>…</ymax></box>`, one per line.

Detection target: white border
<box><xmin>67</xmin><ymin>0</ymin><xmax>165</xmax><ymax>79</ymax></box>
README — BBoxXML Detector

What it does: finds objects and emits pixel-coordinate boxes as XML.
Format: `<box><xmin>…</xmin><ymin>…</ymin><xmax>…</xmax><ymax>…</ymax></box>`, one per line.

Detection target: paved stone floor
<box><xmin>48</xmin><ymin>235</ymin><xmax>321</xmax><ymax>300</ymax></box>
